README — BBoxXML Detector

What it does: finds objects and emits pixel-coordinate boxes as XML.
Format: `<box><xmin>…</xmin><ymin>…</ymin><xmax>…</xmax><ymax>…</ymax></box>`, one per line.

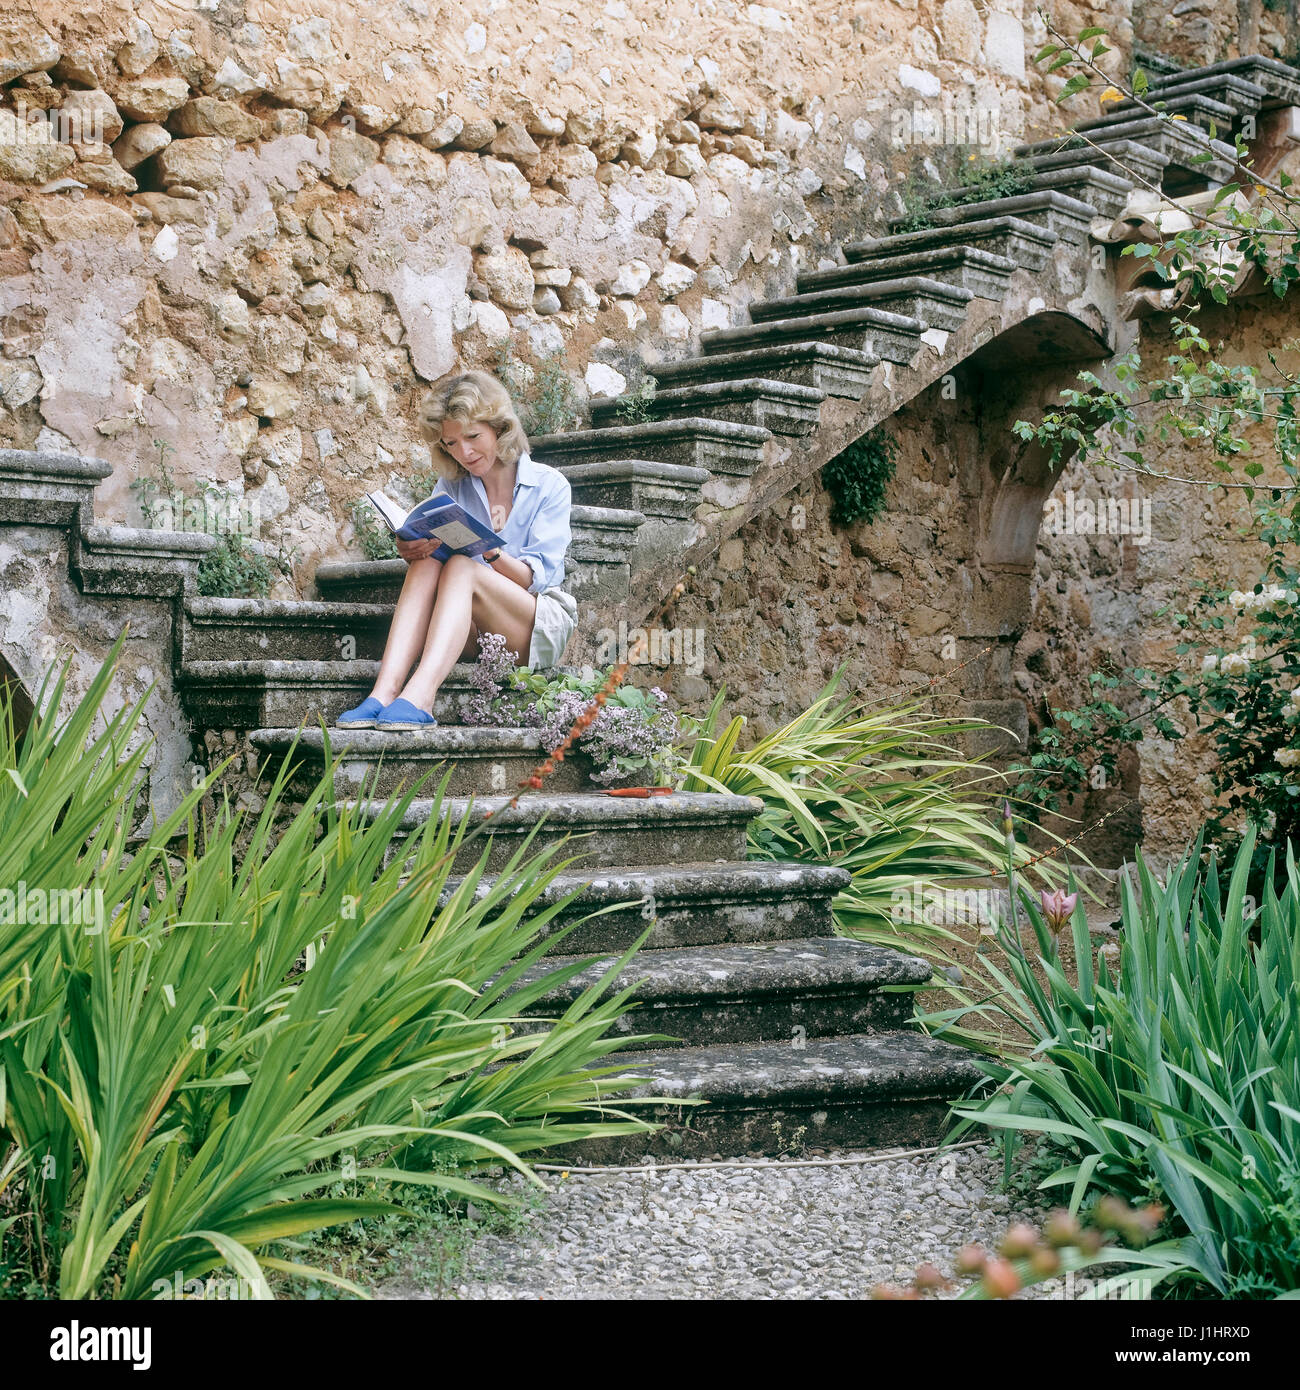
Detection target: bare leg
<box><xmin>368</xmin><ymin>556</ymin><xmax>444</xmax><ymax>705</ymax></box>
<box><xmin>397</xmin><ymin>554</ymin><xmax>537</xmax><ymax>713</ymax></box>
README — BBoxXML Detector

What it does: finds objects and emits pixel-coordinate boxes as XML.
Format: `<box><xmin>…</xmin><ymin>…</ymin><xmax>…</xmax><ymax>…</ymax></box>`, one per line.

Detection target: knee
<box><xmin>442</xmin><ymin>552</ymin><xmax>479</xmax><ymax>581</ymax></box>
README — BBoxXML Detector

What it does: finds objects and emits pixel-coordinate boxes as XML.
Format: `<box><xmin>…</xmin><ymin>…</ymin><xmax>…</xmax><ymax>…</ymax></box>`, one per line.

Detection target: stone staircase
<box><xmin>3</xmin><ymin>53</ymin><xmax>1295</xmax><ymax>1160</ymax></box>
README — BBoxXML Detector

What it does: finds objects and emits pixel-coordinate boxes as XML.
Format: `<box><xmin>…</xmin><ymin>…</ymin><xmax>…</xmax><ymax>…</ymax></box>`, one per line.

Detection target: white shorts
<box><xmin>527</xmin><ymin>586</ymin><xmax>578</xmax><ymax>670</ymax></box>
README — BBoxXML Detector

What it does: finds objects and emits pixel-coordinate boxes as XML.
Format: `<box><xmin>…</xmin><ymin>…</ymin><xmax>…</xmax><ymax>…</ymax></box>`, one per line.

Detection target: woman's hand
<box><xmin>396</xmin><ymin>536</ymin><xmax>439</xmax><ymax>562</ymax></box>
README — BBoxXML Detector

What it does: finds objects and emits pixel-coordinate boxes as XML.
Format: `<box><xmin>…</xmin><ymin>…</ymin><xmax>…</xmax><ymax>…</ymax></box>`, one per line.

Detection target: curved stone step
<box><xmin>1107</xmin><ymin>71</ymin><xmax>1266</xmax><ymax>120</ymax></box>
<box><xmin>250</xmin><ymin>723</ymin><xmax>604</xmax><ymax>796</ymax></box>
<box><xmin>699</xmin><ymin>303</ymin><xmax>925</xmax><ymax>366</ymax></box>
<box><xmin>844</xmin><ymin>216</ymin><xmax>1059</xmax><ymax>273</ymax></box>
<box><xmin>888</xmin><ymin>189</ymin><xmax>1100</xmax><ymax>244</ymax></box>
<box><xmin>1144</xmin><ymin>55</ymin><xmax>1300</xmax><ymax>110</ymax></box>
<box><xmin>1016</xmin><ymin>138</ymin><xmax>1170</xmax><ymax>189</ymax></box>
<box><xmin>441</xmin><ymin>859</ymin><xmax>851</xmax><ymax>954</ymax></box>
<box><xmin>1072</xmin><ymin>90</ymin><xmax>1236</xmax><ymax>136</ymax></box>
<box><xmin>531</xmin><ymin>417</ymin><xmax>771</xmax><ymax>478</ymax></box>
<box><xmin>568</xmin><ymin>1031</ymin><xmax>984</xmax><ymax>1159</ymax></box>
<box><xmin>922</xmin><ymin>165</ymin><xmax>1134</xmax><ymax>223</ymax></box>
<box><xmin>516</xmin><ymin>936</ymin><xmax>931</xmax><ymax>1046</ymax></box>
<box><xmin>1015</xmin><ymin>119</ymin><xmax>1239</xmax><ymax>191</ymax></box>
<box><xmin>368</xmin><ymin>790</ymin><xmax>765</xmax><ymax>871</ymax></box>
<box><xmin>182</xmin><ymin>596</ymin><xmax>394</xmax><ymax>663</ymax></box>
<box><xmin>798</xmin><ymin>244</ymin><xmax>1017</xmax><ymax>300</ymax></box>
<box><xmin>592</xmin><ymin>378</ymin><xmax>824</xmax><ymax>436</ymax></box>
<box><xmin>647</xmin><ymin>341</ymin><xmax>879</xmax><ymax>398</ymax></box>
<box><xmin>752</xmin><ymin>275</ymin><xmax>974</xmax><ymax>334</ymax></box>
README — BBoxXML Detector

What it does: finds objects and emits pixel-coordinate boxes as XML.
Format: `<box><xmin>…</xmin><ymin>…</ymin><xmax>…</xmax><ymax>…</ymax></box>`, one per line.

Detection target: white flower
<box><xmin>1228</xmin><ymin>590</ymin><xmax>1250</xmax><ymax>608</ymax></box>
<box><xmin>1276</xmin><ymin>747</ymin><xmax>1300</xmax><ymax>768</ymax></box>
<box><xmin>1202</xmin><ymin>654</ymin><xmax>1219</xmax><ymax>673</ymax></box>
<box><xmin>1220</xmin><ymin>651</ymin><xmax>1251</xmax><ymax>676</ymax></box>
<box><xmin>1288</xmin><ymin>686</ymin><xmax>1300</xmax><ymax>707</ymax></box>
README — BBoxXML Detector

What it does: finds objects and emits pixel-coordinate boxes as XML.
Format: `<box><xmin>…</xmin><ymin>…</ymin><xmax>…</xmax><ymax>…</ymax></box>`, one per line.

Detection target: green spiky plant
<box><xmin>677</xmin><ymin>665</ymin><xmax>1066</xmax><ymax>1050</ymax></box>
<box><xmin>949</xmin><ymin>825</ymin><xmax>1300</xmax><ymax>1299</ymax></box>
<box><xmin>0</xmin><ymin>633</ymin><xmax>671</xmax><ymax>1299</ymax></box>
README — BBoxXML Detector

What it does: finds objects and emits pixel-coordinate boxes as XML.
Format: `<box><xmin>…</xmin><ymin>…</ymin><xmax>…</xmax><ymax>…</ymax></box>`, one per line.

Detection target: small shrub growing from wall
<box><xmin>821</xmin><ymin>427</ymin><xmax>900</xmax><ymax>527</ymax></box>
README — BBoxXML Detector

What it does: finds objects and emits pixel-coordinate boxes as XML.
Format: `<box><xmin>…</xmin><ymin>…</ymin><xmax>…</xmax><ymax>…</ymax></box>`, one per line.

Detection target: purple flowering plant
<box><xmin>467</xmin><ymin>632</ymin><xmax>682</xmax><ymax>785</ymax></box>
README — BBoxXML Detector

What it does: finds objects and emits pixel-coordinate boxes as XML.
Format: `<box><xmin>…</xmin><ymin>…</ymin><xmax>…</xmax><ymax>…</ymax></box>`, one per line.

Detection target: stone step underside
<box><xmin>647</xmin><ymin>342</ymin><xmax>880</xmax><ymax>398</ymax></box>
<box><xmin>517</xmin><ymin>936</ymin><xmax>930</xmax><ymax>1047</ymax></box>
<box><xmin>797</xmin><ymin>245</ymin><xmax>1018</xmax><ymax>301</ymax></box>
<box><xmin>844</xmin><ymin>216</ymin><xmax>1059</xmax><ymax>274</ymax></box>
<box><xmin>592</xmin><ymin>378</ymin><xmax>825</xmax><ymax>436</ymax></box>
<box><xmin>752</xmin><ymin>276</ymin><xmax>974</xmax><ymax>334</ymax></box>
<box><xmin>441</xmin><ymin>859</ymin><xmax>851</xmax><ymax>954</ymax></box>
<box><xmin>531</xmin><ymin>417</ymin><xmax>770</xmax><ymax>478</ymax></box>
<box><xmin>369</xmin><ymin>791</ymin><xmax>765</xmax><ymax>872</ymax></box>
<box><xmin>566</xmin><ymin>1031</ymin><xmax>984</xmax><ymax>1160</ymax></box>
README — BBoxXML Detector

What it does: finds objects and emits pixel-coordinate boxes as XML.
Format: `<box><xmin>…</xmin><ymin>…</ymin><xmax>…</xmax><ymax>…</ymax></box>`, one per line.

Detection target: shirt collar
<box><xmin>513</xmin><ymin>450</ymin><xmax>540</xmax><ymax>489</ymax></box>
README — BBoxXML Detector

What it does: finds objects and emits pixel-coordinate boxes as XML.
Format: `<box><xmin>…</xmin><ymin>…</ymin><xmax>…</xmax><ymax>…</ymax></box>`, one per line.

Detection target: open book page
<box><xmin>361</xmin><ymin>487</ymin><xmax>506</xmax><ymax>556</ymax></box>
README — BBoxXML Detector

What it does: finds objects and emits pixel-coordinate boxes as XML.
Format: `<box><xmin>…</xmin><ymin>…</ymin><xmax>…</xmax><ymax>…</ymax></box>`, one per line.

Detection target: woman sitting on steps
<box><xmin>337</xmin><ymin>369</ymin><xmax>578</xmax><ymax>730</ymax></box>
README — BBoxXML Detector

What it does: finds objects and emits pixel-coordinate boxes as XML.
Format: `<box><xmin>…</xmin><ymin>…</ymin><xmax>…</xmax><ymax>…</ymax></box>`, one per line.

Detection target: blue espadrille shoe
<box><xmin>375</xmin><ymin>697</ymin><xmax>438</xmax><ymax>730</ymax></box>
<box><xmin>336</xmin><ymin>695</ymin><xmax>385</xmax><ymax>728</ymax></box>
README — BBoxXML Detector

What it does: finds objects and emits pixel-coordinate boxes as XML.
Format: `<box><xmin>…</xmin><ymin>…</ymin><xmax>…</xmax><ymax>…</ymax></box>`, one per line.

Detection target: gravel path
<box><xmin>379</xmin><ymin>1141</ymin><xmax>1067</xmax><ymax>1300</ymax></box>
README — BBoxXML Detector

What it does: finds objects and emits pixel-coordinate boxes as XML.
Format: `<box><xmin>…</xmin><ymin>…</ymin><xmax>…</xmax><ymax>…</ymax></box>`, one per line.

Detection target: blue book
<box><xmin>363</xmin><ymin>489</ymin><xmax>506</xmax><ymax>561</ymax></box>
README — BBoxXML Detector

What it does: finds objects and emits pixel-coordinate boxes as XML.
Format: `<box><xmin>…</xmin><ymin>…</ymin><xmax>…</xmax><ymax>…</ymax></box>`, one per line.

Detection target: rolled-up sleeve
<box><xmin>516</xmin><ymin>474</ymin><xmax>572</xmax><ymax>594</ymax></box>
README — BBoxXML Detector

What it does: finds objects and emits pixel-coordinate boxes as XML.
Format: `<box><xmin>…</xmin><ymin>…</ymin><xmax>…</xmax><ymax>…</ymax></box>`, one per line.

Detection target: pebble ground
<box><xmin>379</xmin><ymin>1141</ymin><xmax>1071</xmax><ymax>1300</ymax></box>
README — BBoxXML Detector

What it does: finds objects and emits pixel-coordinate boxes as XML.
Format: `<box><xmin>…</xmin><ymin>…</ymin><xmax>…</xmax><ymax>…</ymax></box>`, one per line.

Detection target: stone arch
<box><xmin>0</xmin><ymin>648</ymin><xmax>35</xmax><ymax>744</ymax></box>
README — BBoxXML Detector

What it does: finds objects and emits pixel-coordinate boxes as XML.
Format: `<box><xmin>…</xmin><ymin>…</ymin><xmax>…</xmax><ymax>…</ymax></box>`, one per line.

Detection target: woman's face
<box><xmin>439</xmin><ymin>417</ymin><xmax>499</xmax><ymax>477</ymax></box>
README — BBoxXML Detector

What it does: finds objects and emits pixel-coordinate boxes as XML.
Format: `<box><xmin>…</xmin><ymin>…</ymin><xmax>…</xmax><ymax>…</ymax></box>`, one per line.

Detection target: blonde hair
<box><xmin>417</xmin><ymin>370</ymin><xmax>529</xmax><ymax>483</ymax></box>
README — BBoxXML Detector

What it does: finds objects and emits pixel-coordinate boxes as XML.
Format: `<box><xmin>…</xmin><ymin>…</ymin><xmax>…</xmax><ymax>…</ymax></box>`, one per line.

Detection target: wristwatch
<box><xmin>482</xmin><ymin>547</ymin><xmax>503</xmax><ymax>564</ymax></box>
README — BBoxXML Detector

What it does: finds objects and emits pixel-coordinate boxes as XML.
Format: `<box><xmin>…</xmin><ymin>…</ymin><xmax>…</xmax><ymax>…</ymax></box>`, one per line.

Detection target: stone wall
<box><xmin>0</xmin><ymin>3</ymin><xmax>1291</xmax><ymax>861</ymax></box>
<box><xmin>0</xmin><ymin>0</ymin><xmax>1134</xmax><ymax>594</ymax></box>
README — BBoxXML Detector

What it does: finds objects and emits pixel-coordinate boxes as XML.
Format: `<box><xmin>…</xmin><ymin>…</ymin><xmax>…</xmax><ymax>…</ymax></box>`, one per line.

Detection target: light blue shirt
<box><xmin>431</xmin><ymin>450</ymin><xmax>572</xmax><ymax>595</ymax></box>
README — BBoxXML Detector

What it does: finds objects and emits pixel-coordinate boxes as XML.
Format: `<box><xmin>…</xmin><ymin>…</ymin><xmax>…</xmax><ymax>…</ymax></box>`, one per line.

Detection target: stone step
<box><xmin>1072</xmin><ymin>90</ymin><xmax>1236</xmax><ymax>136</ymax></box>
<box><xmin>177</xmin><ymin>659</ymin><xmax>536</xmax><ymax>729</ymax></box>
<box><xmin>442</xmin><ymin>859</ymin><xmax>851</xmax><ymax>955</ymax></box>
<box><xmin>369</xmin><ymin>790</ymin><xmax>765</xmax><ymax>872</ymax></box>
<box><xmin>182</xmin><ymin>597</ymin><xmax>393</xmax><ymax>663</ymax></box>
<box><xmin>1015</xmin><ymin>120</ymin><xmax>1239</xmax><ymax>192</ymax></box>
<box><xmin>250</xmin><ymin>723</ymin><xmax>614</xmax><ymax>797</ymax></box>
<box><xmin>312</xmin><ymin>503</ymin><xmax>646</xmax><ymax>611</ymax></box>
<box><xmin>844</xmin><ymin>216</ymin><xmax>1059</xmax><ymax>274</ymax></box>
<box><xmin>1107</xmin><ymin>71</ymin><xmax>1267</xmax><ymax>120</ymax></box>
<box><xmin>531</xmin><ymin>417</ymin><xmax>771</xmax><ymax>478</ymax></box>
<box><xmin>751</xmin><ymin>276</ymin><xmax>974</xmax><ymax>334</ymax></box>
<box><xmin>647</xmin><ymin>341</ymin><xmax>880</xmax><ymax>398</ymax></box>
<box><xmin>924</xmin><ymin>165</ymin><xmax>1134</xmax><ymax>223</ymax></box>
<box><xmin>1145</xmin><ymin>55</ymin><xmax>1300</xmax><ymax>110</ymax></box>
<box><xmin>699</xmin><ymin>303</ymin><xmax>926</xmax><ymax>366</ymax></box>
<box><xmin>888</xmin><ymin>189</ymin><xmax>1099</xmax><ymax>245</ymax></box>
<box><xmin>1015</xmin><ymin>138</ymin><xmax>1170</xmax><ymax>191</ymax></box>
<box><xmin>565</xmin><ymin>1031</ymin><xmax>984</xmax><ymax>1160</ymax></box>
<box><xmin>798</xmin><ymin>244</ymin><xmax>1017</xmax><ymax>301</ymax></box>
<box><xmin>516</xmin><ymin>936</ymin><xmax>931</xmax><ymax>1048</ymax></box>
<box><xmin>591</xmin><ymin>378</ymin><xmax>824</xmax><ymax>436</ymax></box>
<box><xmin>556</xmin><ymin>459</ymin><xmax>707</xmax><ymax>574</ymax></box>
